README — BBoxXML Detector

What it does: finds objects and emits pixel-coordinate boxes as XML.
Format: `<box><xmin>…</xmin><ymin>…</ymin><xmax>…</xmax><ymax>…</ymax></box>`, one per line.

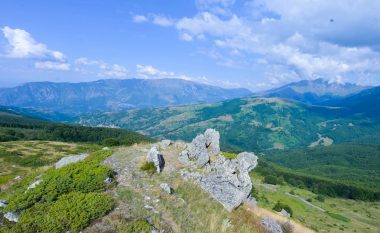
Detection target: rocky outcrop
<box><xmin>158</xmin><ymin>139</ymin><xmax>172</xmax><ymax>150</ymax></box>
<box><xmin>198</xmin><ymin>152</ymin><xmax>258</xmax><ymax>211</ymax></box>
<box><xmin>160</xmin><ymin>183</ymin><xmax>172</xmax><ymax>194</ymax></box>
<box><xmin>178</xmin><ymin>129</ymin><xmax>258</xmax><ymax>212</ymax></box>
<box><xmin>178</xmin><ymin>129</ymin><xmax>220</xmax><ymax>168</ymax></box>
<box><xmin>147</xmin><ymin>147</ymin><xmax>165</xmax><ymax>173</ymax></box>
<box><xmin>0</xmin><ymin>200</ymin><xmax>7</xmax><ymax>208</ymax></box>
<box><xmin>4</xmin><ymin>212</ymin><xmax>19</xmax><ymax>223</ymax></box>
<box><xmin>55</xmin><ymin>153</ymin><xmax>88</xmax><ymax>169</ymax></box>
<box><xmin>261</xmin><ymin>218</ymin><xmax>283</xmax><ymax>233</ymax></box>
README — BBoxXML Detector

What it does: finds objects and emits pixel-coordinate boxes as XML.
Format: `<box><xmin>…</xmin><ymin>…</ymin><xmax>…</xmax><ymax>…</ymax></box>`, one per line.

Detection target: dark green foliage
<box><xmin>0</xmin><ymin>109</ymin><xmax>151</xmax><ymax>145</ymax></box>
<box><xmin>121</xmin><ymin>220</ymin><xmax>151</xmax><ymax>233</ymax></box>
<box><xmin>102</xmin><ymin>137</ymin><xmax>121</xmax><ymax>146</ymax></box>
<box><xmin>273</xmin><ymin>201</ymin><xmax>293</xmax><ymax>217</ymax></box>
<box><xmin>13</xmin><ymin>192</ymin><xmax>115</xmax><ymax>233</ymax></box>
<box><xmin>255</xmin><ymin>160</ymin><xmax>380</xmax><ymax>201</ymax></box>
<box><xmin>264</xmin><ymin>144</ymin><xmax>380</xmax><ymax>190</ymax></box>
<box><xmin>140</xmin><ymin>162</ymin><xmax>156</xmax><ymax>175</ymax></box>
<box><xmin>2</xmin><ymin>149</ymin><xmax>115</xmax><ymax>233</ymax></box>
<box><xmin>5</xmin><ymin>150</ymin><xmax>113</xmax><ymax>211</ymax></box>
<box><xmin>264</xmin><ymin>175</ymin><xmax>282</xmax><ymax>185</ymax></box>
<box><xmin>315</xmin><ymin>195</ymin><xmax>325</xmax><ymax>202</ymax></box>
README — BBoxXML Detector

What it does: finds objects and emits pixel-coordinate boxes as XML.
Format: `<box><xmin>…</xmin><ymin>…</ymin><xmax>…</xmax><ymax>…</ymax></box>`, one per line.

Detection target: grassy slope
<box><xmin>251</xmin><ymin>172</ymin><xmax>380</xmax><ymax>233</ymax></box>
<box><xmin>77</xmin><ymin>97</ymin><xmax>380</xmax><ymax>151</ymax></box>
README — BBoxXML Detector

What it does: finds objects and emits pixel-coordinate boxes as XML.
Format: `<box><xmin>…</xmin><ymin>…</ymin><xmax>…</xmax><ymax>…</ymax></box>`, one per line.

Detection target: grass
<box><xmin>250</xmin><ymin>171</ymin><xmax>380</xmax><ymax>233</ymax></box>
<box><xmin>0</xmin><ymin>141</ymin><xmax>100</xmax><ymax>188</ymax></box>
<box><xmin>222</xmin><ymin>151</ymin><xmax>237</xmax><ymax>159</ymax></box>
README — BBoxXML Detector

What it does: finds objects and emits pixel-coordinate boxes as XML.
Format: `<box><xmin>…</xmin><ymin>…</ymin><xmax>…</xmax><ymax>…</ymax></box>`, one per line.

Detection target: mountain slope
<box><xmin>0</xmin><ymin>78</ymin><xmax>251</xmax><ymax>115</ymax></box>
<box><xmin>259</xmin><ymin>79</ymin><xmax>368</xmax><ymax>105</ymax></box>
<box><xmin>77</xmin><ymin>97</ymin><xmax>380</xmax><ymax>151</ymax></box>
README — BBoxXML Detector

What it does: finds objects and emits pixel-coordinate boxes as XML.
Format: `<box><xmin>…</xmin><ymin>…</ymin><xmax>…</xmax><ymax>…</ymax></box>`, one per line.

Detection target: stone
<box><xmin>102</xmin><ymin>147</ymin><xmax>110</xmax><ymax>150</ymax></box>
<box><xmin>0</xmin><ymin>200</ymin><xmax>8</xmax><ymax>208</ymax></box>
<box><xmin>4</xmin><ymin>212</ymin><xmax>19</xmax><ymax>223</ymax></box>
<box><xmin>204</xmin><ymin>128</ymin><xmax>220</xmax><ymax>156</ymax></box>
<box><xmin>14</xmin><ymin>176</ymin><xmax>21</xmax><ymax>180</ymax></box>
<box><xmin>261</xmin><ymin>218</ymin><xmax>283</xmax><ymax>233</ymax></box>
<box><xmin>55</xmin><ymin>153</ymin><xmax>88</xmax><ymax>169</ymax></box>
<box><xmin>160</xmin><ymin>183</ymin><xmax>172</xmax><ymax>194</ymax></box>
<box><xmin>280</xmin><ymin>209</ymin><xmax>290</xmax><ymax>218</ymax></box>
<box><xmin>27</xmin><ymin>179</ymin><xmax>43</xmax><ymax>190</ymax></box>
<box><xmin>104</xmin><ymin>177</ymin><xmax>112</xmax><ymax>184</ymax></box>
<box><xmin>159</xmin><ymin>139</ymin><xmax>172</xmax><ymax>149</ymax></box>
<box><xmin>196</xmin><ymin>151</ymin><xmax>258</xmax><ymax>212</ymax></box>
<box><xmin>179</xmin><ymin>129</ymin><xmax>221</xmax><ymax>168</ymax></box>
<box><xmin>147</xmin><ymin>147</ymin><xmax>165</xmax><ymax>173</ymax></box>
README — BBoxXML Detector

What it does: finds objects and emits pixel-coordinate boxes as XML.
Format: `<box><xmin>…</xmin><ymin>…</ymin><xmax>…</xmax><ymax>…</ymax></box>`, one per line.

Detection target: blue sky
<box><xmin>1</xmin><ymin>0</ymin><xmax>380</xmax><ymax>91</ymax></box>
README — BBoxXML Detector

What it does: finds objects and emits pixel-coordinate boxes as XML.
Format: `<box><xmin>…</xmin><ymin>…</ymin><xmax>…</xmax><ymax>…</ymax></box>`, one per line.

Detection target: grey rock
<box><xmin>147</xmin><ymin>147</ymin><xmax>165</xmax><ymax>173</ymax></box>
<box><xmin>104</xmin><ymin>177</ymin><xmax>112</xmax><ymax>184</ymax></box>
<box><xmin>197</xmin><ymin>151</ymin><xmax>258</xmax><ymax>211</ymax></box>
<box><xmin>0</xmin><ymin>200</ymin><xmax>8</xmax><ymax>208</ymax></box>
<box><xmin>4</xmin><ymin>212</ymin><xmax>19</xmax><ymax>223</ymax></box>
<box><xmin>55</xmin><ymin>153</ymin><xmax>88</xmax><ymax>169</ymax></box>
<box><xmin>160</xmin><ymin>183</ymin><xmax>172</xmax><ymax>194</ymax></box>
<box><xmin>280</xmin><ymin>209</ymin><xmax>290</xmax><ymax>218</ymax></box>
<box><xmin>27</xmin><ymin>179</ymin><xmax>43</xmax><ymax>190</ymax></box>
<box><xmin>261</xmin><ymin>218</ymin><xmax>283</xmax><ymax>233</ymax></box>
<box><xmin>102</xmin><ymin>147</ymin><xmax>110</xmax><ymax>150</ymax></box>
<box><xmin>188</xmin><ymin>134</ymin><xmax>210</xmax><ymax>167</ymax></box>
<box><xmin>204</xmin><ymin>128</ymin><xmax>220</xmax><ymax>156</ymax></box>
<box><xmin>159</xmin><ymin>139</ymin><xmax>172</xmax><ymax>149</ymax></box>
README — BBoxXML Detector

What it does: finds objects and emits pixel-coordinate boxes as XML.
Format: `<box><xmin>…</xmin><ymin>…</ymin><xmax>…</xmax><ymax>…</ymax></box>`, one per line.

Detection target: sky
<box><xmin>0</xmin><ymin>0</ymin><xmax>380</xmax><ymax>91</ymax></box>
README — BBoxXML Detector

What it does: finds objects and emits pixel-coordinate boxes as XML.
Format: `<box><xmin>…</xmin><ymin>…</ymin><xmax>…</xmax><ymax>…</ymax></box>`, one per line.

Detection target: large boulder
<box><xmin>147</xmin><ymin>147</ymin><xmax>165</xmax><ymax>173</ymax></box>
<box><xmin>4</xmin><ymin>212</ymin><xmax>19</xmax><ymax>223</ymax></box>
<box><xmin>55</xmin><ymin>153</ymin><xmax>88</xmax><ymax>169</ymax></box>
<box><xmin>178</xmin><ymin>129</ymin><xmax>220</xmax><ymax>168</ymax></box>
<box><xmin>197</xmin><ymin>152</ymin><xmax>258</xmax><ymax>211</ymax></box>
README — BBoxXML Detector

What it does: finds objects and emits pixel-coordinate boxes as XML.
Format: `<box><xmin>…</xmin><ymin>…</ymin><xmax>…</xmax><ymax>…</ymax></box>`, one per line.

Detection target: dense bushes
<box><xmin>12</xmin><ymin>192</ymin><xmax>115</xmax><ymax>233</ymax></box>
<box><xmin>255</xmin><ymin>160</ymin><xmax>380</xmax><ymax>201</ymax></box>
<box><xmin>273</xmin><ymin>201</ymin><xmax>293</xmax><ymax>217</ymax></box>
<box><xmin>2</xmin><ymin>150</ymin><xmax>115</xmax><ymax>232</ymax></box>
<box><xmin>0</xmin><ymin>110</ymin><xmax>151</xmax><ymax>145</ymax></box>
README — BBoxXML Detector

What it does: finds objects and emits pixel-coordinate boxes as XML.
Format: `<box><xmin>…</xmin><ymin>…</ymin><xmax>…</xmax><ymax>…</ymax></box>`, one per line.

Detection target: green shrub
<box><xmin>264</xmin><ymin>175</ymin><xmax>280</xmax><ymax>185</ymax></box>
<box><xmin>223</xmin><ymin>152</ymin><xmax>237</xmax><ymax>159</ymax></box>
<box><xmin>140</xmin><ymin>162</ymin><xmax>156</xmax><ymax>175</ymax></box>
<box><xmin>273</xmin><ymin>201</ymin><xmax>293</xmax><ymax>217</ymax></box>
<box><xmin>315</xmin><ymin>195</ymin><xmax>325</xmax><ymax>202</ymax></box>
<box><xmin>120</xmin><ymin>220</ymin><xmax>151</xmax><ymax>233</ymax></box>
<box><xmin>14</xmin><ymin>192</ymin><xmax>115</xmax><ymax>233</ymax></box>
<box><xmin>102</xmin><ymin>138</ymin><xmax>120</xmax><ymax>147</ymax></box>
<box><xmin>326</xmin><ymin>212</ymin><xmax>351</xmax><ymax>222</ymax></box>
<box><xmin>5</xmin><ymin>150</ymin><xmax>113</xmax><ymax>211</ymax></box>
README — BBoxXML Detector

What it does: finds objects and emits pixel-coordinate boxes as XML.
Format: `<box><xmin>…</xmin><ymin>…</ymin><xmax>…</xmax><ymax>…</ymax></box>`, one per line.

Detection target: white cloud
<box><xmin>152</xmin><ymin>15</ymin><xmax>174</xmax><ymax>27</ymax></box>
<box><xmin>99</xmin><ymin>64</ymin><xmax>127</xmax><ymax>77</ymax></box>
<box><xmin>35</xmin><ymin>61</ymin><xmax>70</xmax><ymax>70</ymax></box>
<box><xmin>133</xmin><ymin>15</ymin><xmax>148</xmax><ymax>23</ymax></box>
<box><xmin>1</xmin><ymin>26</ymin><xmax>66</xmax><ymax>61</ymax></box>
<box><xmin>136</xmin><ymin>64</ymin><xmax>174</xmax><ymax>78</ymax></box>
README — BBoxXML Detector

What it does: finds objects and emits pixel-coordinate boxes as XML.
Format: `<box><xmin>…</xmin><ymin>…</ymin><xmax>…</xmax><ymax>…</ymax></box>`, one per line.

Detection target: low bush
<box><xmin>223</xmin><ymin>152</ymin><xmax>237</xmax><ymax>159</ymax></box>
<box><xmin>264</xmin><ymin>175</ymin><xmax>281</xmax><ymax>185</ymax></box>
<box><xmin>315</xmin><ymin>195</ymin><xmax>325</xmax><ymax>202</ymax></box>
<box><xmin>140</xmin><ymin>162</ymin><xmax>156</xmax><ymax>175</ymax></box>
<box><xmin>13</xmin><ymin>192</ymin><xmax>115</xmax><ymax>233</ymax></box>
<box><xmin>273</xmin><ymin>201</ymin><xmax>293</xmax><ymax>217</ymax></box>
<box><xmin>120</xmin><ymin>219</ymin><xmax>151</xmax><ymax>233</ymax></box>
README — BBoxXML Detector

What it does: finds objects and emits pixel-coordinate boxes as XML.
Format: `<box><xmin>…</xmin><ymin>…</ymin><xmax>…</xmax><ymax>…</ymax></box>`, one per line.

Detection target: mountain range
<box><xmin>259</xmin><ymin>78</ymin><xmax>368</xmax><ymax>105</ymax></box>
<box><xmin>0</xmin><ymin>78</ymin><xmax>251</xmax><ymax>115</ymax></box>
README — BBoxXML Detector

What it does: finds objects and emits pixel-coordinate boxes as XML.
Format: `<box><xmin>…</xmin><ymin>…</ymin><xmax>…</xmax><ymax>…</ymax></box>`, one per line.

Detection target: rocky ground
<box><xmin>84</xmin><ymin>133</ymin><xmax>314</xmax><ymax>233</ymax></box>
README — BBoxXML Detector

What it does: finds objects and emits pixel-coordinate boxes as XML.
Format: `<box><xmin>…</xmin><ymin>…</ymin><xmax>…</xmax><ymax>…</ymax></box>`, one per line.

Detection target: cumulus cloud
<box><xmin>141</xmin><ymin>0</ymin><xmax>380</xmax><ymax>86</ymax></box>
<box><xmin>152</xmin><ymin>15</ymin><xmax>174</xmax><ymax>27</ymax></box>
<box><xmin>1</xmin><ymin>26</ymin><xmax>66</xmax><ymax>61</ymax></box>
<box><xmin>136</xmin><ymin>64</ymin><xmax>175</xmax><ymax>78</ymax></box>
<box><xmin>98</xmin><ymin>64</ymin><xmax>127</xmax><ymax>77</ymax></box>
<box><xmin>35</xmin><ymin>61</ymin><xmax>71</xmax><ymax>70</ymax></box>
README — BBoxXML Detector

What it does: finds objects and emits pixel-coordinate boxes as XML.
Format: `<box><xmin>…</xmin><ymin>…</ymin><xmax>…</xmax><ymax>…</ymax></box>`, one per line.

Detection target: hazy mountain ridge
<box><xmin>0</xmin><ymin>78</ymin><xmax>252</xmax><ymax>114</ymax></box>
<box><xmin>259</xmin><ymin>78</ymin><xmax>369</xmax><ymax>105</ymax></box>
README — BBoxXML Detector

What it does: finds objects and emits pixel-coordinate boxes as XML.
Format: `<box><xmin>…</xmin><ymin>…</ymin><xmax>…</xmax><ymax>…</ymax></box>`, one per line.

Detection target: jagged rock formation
<box><xmin>178</xmin><ymin>129</ymin><xmax>258</xmax><ymax>212</ymax></box>
<box><xmin>261</xmin><ymin>218</ymin><xmax>283</xmax><ymax>233</ymax></box>
<box><xmin>55</xmin><ymin>153</ymin><xmax>88</xmax><ymax>169</ymax></box>
<box><xmin>147</xmin><ymin>147</ymin><xmax>165</xmax><ymax>173</ymax></box>
<box><xmin>179</xmin><ymin>129</ymin><xmax>220</xmax><ymax>168</ymax></box>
